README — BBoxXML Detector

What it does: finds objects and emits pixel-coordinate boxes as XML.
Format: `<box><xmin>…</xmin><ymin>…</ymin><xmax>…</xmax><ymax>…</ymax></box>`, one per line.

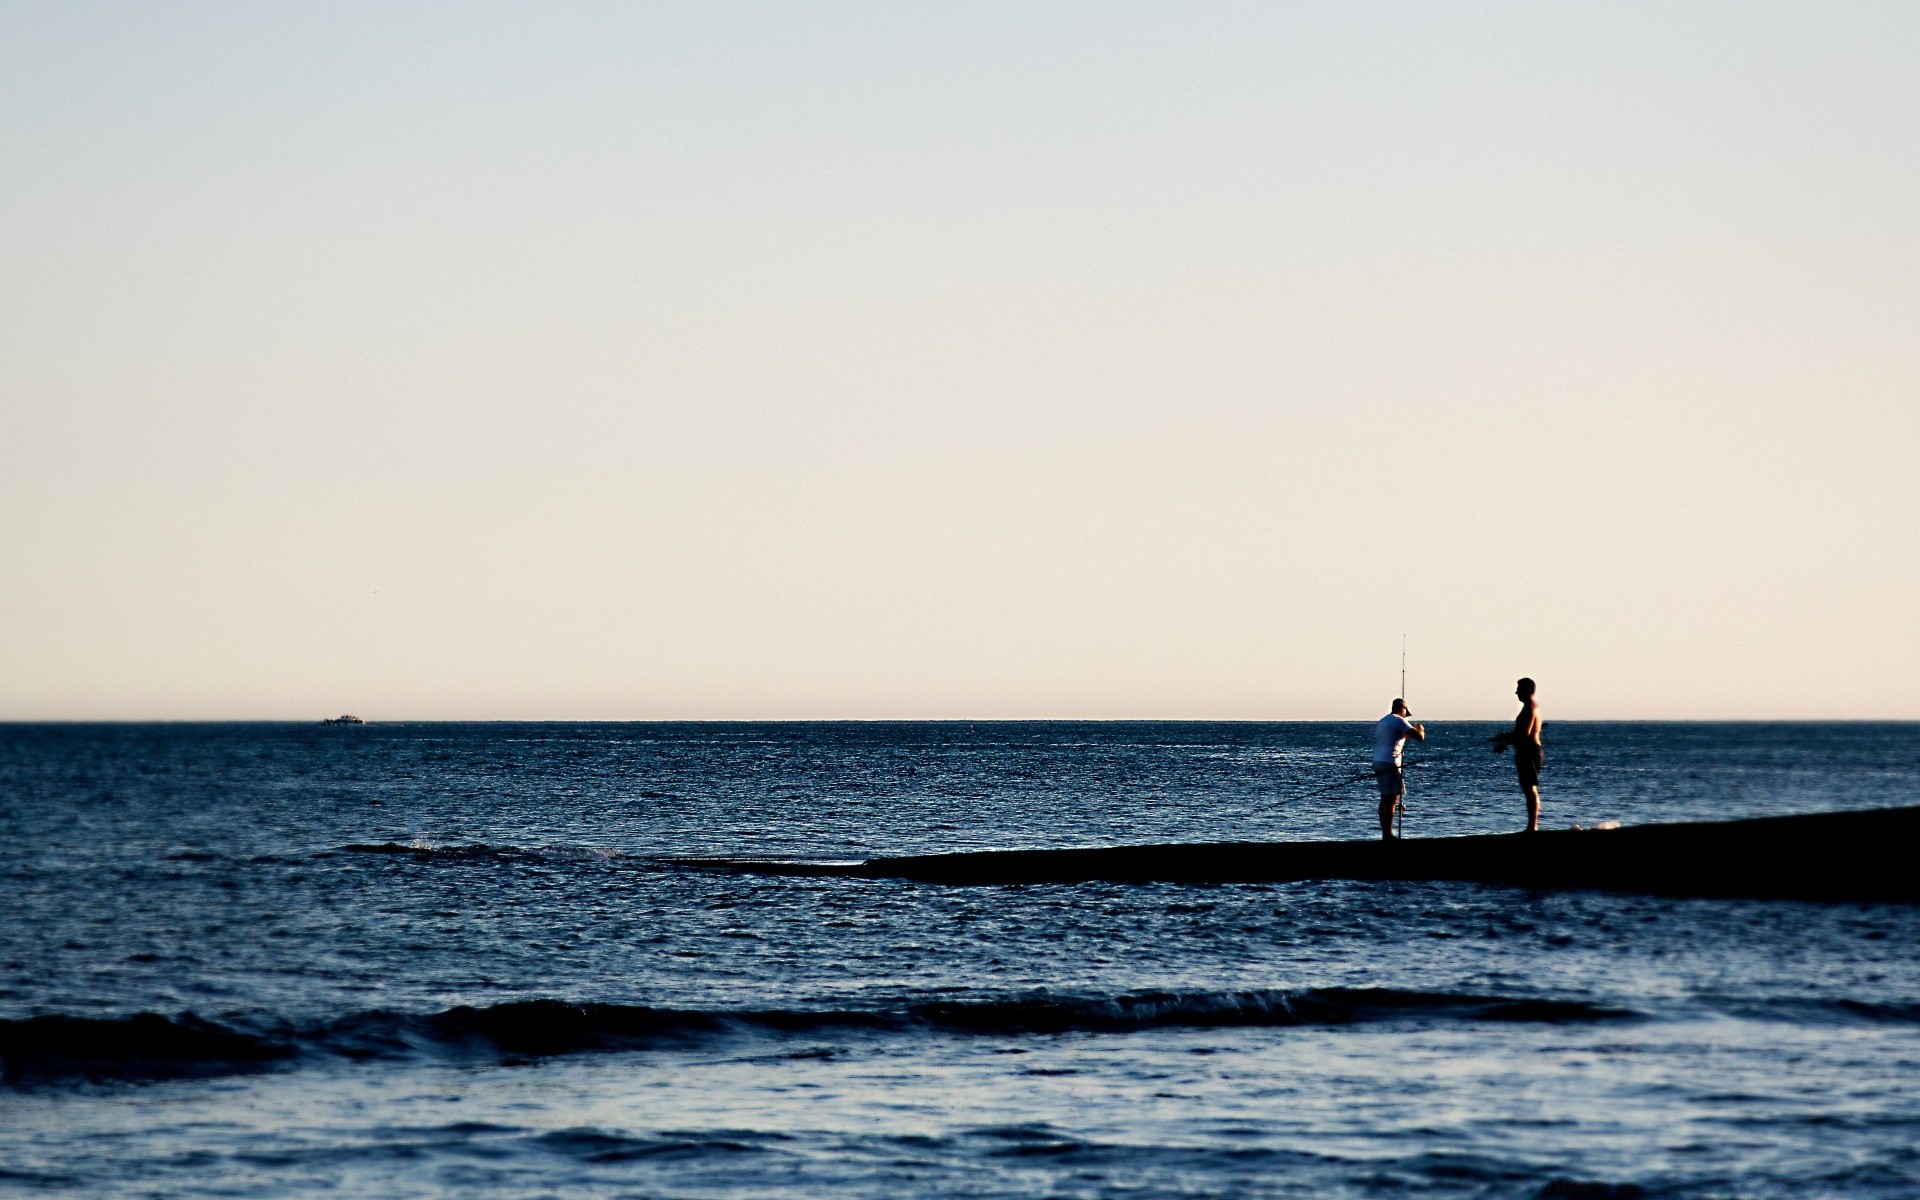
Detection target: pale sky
<box><xmin>2</xmin><ymin>2</ymin><xmax>1916</xmax><ymax>721</ymax></box>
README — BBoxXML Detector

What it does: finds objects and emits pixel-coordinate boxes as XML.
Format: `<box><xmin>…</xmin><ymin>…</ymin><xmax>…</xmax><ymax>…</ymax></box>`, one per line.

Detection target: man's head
<box><xmin>1516</xmin><ymin>677</ymin><xmax>1536</xmax><ymax>699</ymax></box>
<box><xmin>1392</xmin><ymin>698</ymin><xmax>1409</xmax><ymax>716</ymax></box>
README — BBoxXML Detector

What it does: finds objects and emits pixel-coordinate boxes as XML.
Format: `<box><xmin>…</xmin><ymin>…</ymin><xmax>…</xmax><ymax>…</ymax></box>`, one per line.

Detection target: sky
<box><xmin>2</xmin><ymin>2</ymin><xmax>1916</xmax><ymax>721</ymax></box>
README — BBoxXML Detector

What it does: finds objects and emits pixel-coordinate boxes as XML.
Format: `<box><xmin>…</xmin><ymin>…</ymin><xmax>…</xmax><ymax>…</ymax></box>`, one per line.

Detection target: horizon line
<box><xmin>3</xmin><ymin>716</ymin><xmax>1915</xmax><ymax>726</ymax></box>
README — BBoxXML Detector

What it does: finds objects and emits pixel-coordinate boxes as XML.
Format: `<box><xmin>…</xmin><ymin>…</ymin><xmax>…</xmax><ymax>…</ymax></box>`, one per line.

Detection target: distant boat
<box><xmin>320</xmin><ymin>714</ymin><xmax>365</xmax><ymax>725</ymax></box>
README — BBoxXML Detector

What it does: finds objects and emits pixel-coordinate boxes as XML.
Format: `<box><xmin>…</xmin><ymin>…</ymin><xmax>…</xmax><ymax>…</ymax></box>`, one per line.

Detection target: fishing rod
<box><xmin>1398</xmin><ymin>635</ymin><xmax>1408</xmax><ymax>840</ymax></box>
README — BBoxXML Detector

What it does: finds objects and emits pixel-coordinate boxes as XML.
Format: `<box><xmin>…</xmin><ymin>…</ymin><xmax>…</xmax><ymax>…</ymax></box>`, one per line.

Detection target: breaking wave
<box><xmin>0</xmin><ymin>987</ymin><xmax>1639</xmax><ymax>1085</ymax></box>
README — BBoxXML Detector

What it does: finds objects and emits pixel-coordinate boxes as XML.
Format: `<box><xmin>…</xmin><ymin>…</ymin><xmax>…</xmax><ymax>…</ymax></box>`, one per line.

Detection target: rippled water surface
<box><xmin>2</xmin><ymin>721</ymin><xmax>1918</xmax><ymax>1197</ymax></box>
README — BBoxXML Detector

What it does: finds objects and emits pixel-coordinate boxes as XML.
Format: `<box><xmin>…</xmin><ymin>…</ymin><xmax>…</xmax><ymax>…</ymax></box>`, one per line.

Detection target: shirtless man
<box><xmin>1490</xmin><ymin>677</ymin><xmax>1544</xmax><ymax>831</ymax></box>
<box><xmin>1371</xmin><ymin>699</ymin><xmax>1426</xmax><ymax>840</ymax></box>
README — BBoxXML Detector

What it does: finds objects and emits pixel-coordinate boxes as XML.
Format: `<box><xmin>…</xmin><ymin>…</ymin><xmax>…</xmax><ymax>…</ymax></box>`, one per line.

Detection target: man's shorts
<box><xmin>1515</xmin><ymin>751</ymin><xmax>1543</xmax><ymax>789</ymax></box>
<box><xmin>1374</xmin><ymin>764</ymin><xmax>1404</xmax><ymax>797</ymax></box>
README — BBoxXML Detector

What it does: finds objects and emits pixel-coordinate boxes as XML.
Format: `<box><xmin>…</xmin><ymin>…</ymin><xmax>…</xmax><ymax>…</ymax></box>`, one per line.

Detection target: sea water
<box><xmin>2</xmin><ymin>721</ymin><xmax>1917</xmax><ymax>1198</ymax></box>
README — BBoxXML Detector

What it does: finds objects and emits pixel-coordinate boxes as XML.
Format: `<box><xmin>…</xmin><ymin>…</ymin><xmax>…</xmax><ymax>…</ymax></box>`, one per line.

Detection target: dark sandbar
<box><xmin>698</xmin><ymin>806</ymin><xmax>1920</xmax><ymax>903</ymax></box>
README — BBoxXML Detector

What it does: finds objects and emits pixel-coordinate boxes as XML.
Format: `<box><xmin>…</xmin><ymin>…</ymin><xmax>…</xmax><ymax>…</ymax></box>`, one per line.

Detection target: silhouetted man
<box><xmin>1371</xmin><ymin>698</ymin><xmax>1425</xmax><ymax>840</ymax></box>
<box><xmin>1491</xmin><ymin>677</ymin><xmax>1544</xmax><ymax>831</ymax></box>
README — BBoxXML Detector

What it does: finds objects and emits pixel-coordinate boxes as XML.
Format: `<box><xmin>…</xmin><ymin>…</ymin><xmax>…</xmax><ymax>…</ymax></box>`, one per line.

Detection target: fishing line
<box><xmin>1268</xmin><ymin>744</ymin><xmax>1463</xmax><ymax>808</ymax></box>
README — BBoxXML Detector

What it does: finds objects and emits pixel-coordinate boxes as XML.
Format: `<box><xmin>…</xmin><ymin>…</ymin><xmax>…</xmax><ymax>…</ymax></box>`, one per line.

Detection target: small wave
<box><xmin>1704</xmin><ymin>996</ymin><xmax>1920</xmax><ymax>1026</ymax></box>
<box><xmin>343</xmin><ymin>841</ymin><xmax>517</xmax><ymax>862</ymax></box>
<box><xmin>1538</xmin><ymin>1181</ymin><xmax>1647</xmax><ymax>1199</ymax></box>
<box><xmin>1835</xmin><ymin>999</ymin><xmax>1920</xmax><ymax>1023</ymax></box>
<box><xmin>909</xmin><ymin>988</ymin><xmax>1636</xmax><ymax>1034</ymax></box>
<box><xmin>535</xmin><ymin>1127</ymin><xmax>776</xmax><ymax>1163</ymax></box>
<box><xmin>0</xmin><ymin>1012</ymin><xmax>295</xmax><ymax>1084</ymax></box>
<box><xmin>344</xmin><ymin>844</ymin><xmax>864</xmax><ymax>874</ymax></box>
<box><xmin>315</xmin><ymin>999</ymin><xmax>895</xmax><ymax>1059</ymax></box>
<box><xmin>652</xmin><ymin>854</ymin><xmax>870</xmax><ymax>875</ymax></box>
<box><xmin>340</xmin><ymin>841</ymin><xmax>625</xmax><ymax>864</ymax></box>
<box><xmin>1</xmin><ymin>988</ymin><xmax>1635</xmax><ymax>1086</ymax></box>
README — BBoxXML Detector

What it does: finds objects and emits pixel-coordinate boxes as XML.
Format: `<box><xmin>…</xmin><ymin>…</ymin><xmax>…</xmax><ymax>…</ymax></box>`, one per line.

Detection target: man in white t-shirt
<box><xmin>1372</xmin><ymin>699</ymin><xmax>1426</xmax><ymax>840</ymax></box>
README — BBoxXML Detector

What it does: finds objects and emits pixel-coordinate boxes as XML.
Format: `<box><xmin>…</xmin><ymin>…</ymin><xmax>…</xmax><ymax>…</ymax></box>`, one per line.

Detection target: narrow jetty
<box><xmin>695</xmin><ymin>806</ymin><xmax>1920</xmax><ymax>904</ymax></box>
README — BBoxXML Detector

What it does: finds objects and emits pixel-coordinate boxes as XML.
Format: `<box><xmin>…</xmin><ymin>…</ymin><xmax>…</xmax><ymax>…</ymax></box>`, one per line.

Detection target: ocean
<box><xmin>2</xmin><ymin>721</ymin><xmax>1917</xmax><ymax>1198</ymax></box>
